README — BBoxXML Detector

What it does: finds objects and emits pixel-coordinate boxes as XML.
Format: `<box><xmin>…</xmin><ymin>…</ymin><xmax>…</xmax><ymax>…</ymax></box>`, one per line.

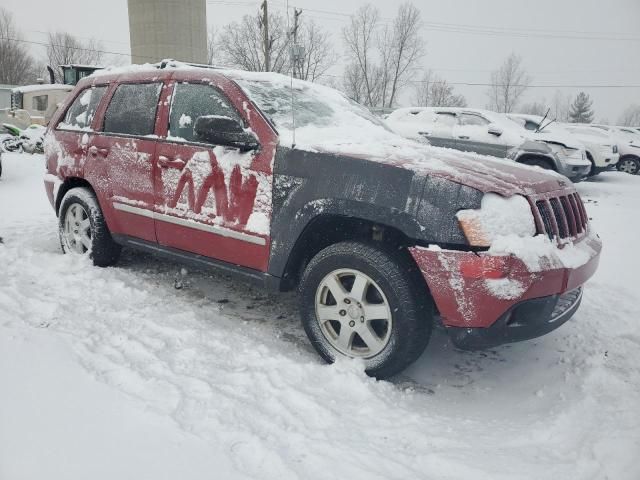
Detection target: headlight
<box><xmin>546</xmin><ymin>142</ymin><xmax>576</xmax><ymax>158</ymax></box>
<box><xmin>456</xmin><ymin>193</ymin><xmax>536</xmax><ymax>247</ymax></box>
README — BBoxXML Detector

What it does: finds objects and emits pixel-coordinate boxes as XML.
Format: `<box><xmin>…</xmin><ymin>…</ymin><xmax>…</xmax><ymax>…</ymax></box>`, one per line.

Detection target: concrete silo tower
<box><xmin>127</xmin><ymin>0</ymin><xmax>208</xmax><ymax>64</ymax></box>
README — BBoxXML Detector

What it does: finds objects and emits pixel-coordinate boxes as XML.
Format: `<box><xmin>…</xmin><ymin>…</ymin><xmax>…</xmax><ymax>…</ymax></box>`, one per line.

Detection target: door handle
<box><xmin>88</xmin><ymin>146</ymin><xmax>109</xmax><ymax>157</ymax></box>
<box><xmin>458</xmin><ymin>135</ymin><xmax>470</xmax><ymax>140</ymax></box>
<box><xmin>418</xmin><ymin>131</ymin><xmax>431</xmax><ymax>136</ymax></box>
<box><xmin>158</xmin><ymin>155</ymin><xmax>185</xmax><ymax>169</ymax></box>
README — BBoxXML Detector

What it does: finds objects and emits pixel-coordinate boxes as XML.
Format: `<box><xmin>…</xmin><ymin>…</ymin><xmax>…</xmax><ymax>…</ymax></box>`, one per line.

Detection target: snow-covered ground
<box><xmin>1</xmin><ymin>152</ymin><xmax>639</xmax><ymax>480</ymax></box>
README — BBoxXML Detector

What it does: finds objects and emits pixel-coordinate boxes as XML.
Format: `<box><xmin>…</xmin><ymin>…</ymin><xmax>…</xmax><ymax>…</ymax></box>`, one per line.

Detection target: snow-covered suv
<box><xmin>43</xmin><ymin>62</ymin><xmax>602</xmax><ymax>378</ymax></box>
<box><xmin>587</xmin><ymin>125</ymin><xmax>640</xmax><ymax>175</ymax></box>
<box><xmin>387</xmin><ymin>107</ymin><xmax>591</xmax><ymax>181</ymax></box>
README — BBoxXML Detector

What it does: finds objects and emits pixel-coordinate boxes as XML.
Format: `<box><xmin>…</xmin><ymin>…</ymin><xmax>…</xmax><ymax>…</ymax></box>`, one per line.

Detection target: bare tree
<box><xmin>487</xmin><ymin>53</ymin><xmax>531</xmax><ymax>113</ymax></box>
<box><xmin>412</xmin><ymin>70</ymin><xmax>433</xmax><ymax>106</ymax></box>
<box><xmin>207</xmin><ymin>26</ymin><xmax>220</xmax><ymax>65</ymax></box>
<box><xmin>619</xmin><ymin>104</ymin><xmax>640</xmax><ymax>126</ymax></box>
<box><xmin>429</xmin><ymin>78</ymin><xmax>466</xmax><ymax>107</ymax></box>
<box><xmin>342</xmin><ymin>2</ymin><xmax>424</xmax><ymax>108</ymax></box>
<box><xmin>520</xmin><ymin>100</ymin><xmax>548</xmax><ymax>116</ymax></box>
<box><xmin>342</xmin><ymin>62</ymin><xmax>368</xmax><ymax>104</ymax></box>
<box><xmin>46</xmin><ymin>32</ymin><xmax>104</xmax><ymax>81</ymax></box>
<box><xmin>383</xmin><ymin>3</ymin><xmax>423</xmax><ymax>108</ymax></box>
<box><xmin>551</xmin><ymin>90</ymin><xmax>572</xmax><ymax>122</ymax></box>
<box><xmin>0</xmin><ymin>8</ymin><xmax>36</xmax><ymax>85</ymax></box>
<box><xmin>294</xmin><ymin>20</ymin><xmax>336</xmax><ymax>82</ymax></box>
<box><xmin>218</xmin><ymin>12</ymin><xmax>290</xmax><ymax>73</ymax></box>
<box><xmin>342</xmin><ymin>4</ymin><xmax>381</xmax><ymax>107</ymax></box>
<box><xmin>412</xmin><ymin>70</ymin><xmax>465</xmax><ymax>107</ymax></box>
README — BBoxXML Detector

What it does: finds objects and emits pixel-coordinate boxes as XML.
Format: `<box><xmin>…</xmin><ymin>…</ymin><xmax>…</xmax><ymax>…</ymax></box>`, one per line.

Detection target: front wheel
<box><xmin>299</xmin><ymin>241</ymin><xmax>433</xmax><ymax>379</ymax></box>
<box><xmin>58</xmin><ymin>187</ymin><xmax>121</xmax><ymax>267</ymax></box>
<box><xmin>618</xmin><ymin>157</ymin><xmax>640</xmax><ymax>175</ymax></box>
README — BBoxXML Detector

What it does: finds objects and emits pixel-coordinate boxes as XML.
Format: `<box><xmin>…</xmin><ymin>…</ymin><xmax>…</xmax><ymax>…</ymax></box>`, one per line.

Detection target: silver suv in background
<box><xmin>511</xmin><ymin>114</ymin><xmax>619</xmax><ymax>176</ymax></box>
<box><xmin>386</xmin><ymin>107</ymin><xmax>591</xmax><ymax>181</ymax></box>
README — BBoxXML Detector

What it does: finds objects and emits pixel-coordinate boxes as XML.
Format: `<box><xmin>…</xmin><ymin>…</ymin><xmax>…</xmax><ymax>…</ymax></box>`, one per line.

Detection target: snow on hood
<box><xmin>224</xmin><ymin>71</ymin><xmax>568</xmax><ymax>196</ymax></box>
<box><xmin>509</xmin><ymin>114</ymin><xmax>584</xmax><ymax>149</ymax></box>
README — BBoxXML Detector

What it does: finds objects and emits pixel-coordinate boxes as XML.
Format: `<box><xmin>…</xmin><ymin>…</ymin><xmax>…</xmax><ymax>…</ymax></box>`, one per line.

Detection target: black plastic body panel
<box><xmin>447</xmin><ymin>288</ymin><xmax>582</xmax><ymax>349</ymax></box>
<box><xmin>267</xmin><ymin>147</ymin><xmax>483</xmax><ymax>279</ymax></box>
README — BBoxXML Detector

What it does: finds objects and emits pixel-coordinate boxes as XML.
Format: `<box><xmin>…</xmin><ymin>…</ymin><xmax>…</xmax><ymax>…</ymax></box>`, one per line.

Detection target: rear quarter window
<box><xmin>58</xmin><ymin>86</ymin><xmax>108</xmax><ymax>131</ymax></box>
<box><xmin>103</xmin><ymin>83</ymin><xmax>162</xmax><ymax>136</ymax></box>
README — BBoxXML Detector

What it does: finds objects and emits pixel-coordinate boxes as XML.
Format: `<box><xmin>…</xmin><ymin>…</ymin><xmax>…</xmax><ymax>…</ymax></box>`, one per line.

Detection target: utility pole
<box><xmin>290</xmin><ymin>8</ymin><xmax>303</xmax><ymax>78</ymax></box>
<box><xmin>260</xmin><ymin>0</ymin><xmax>270</xmax><ymax>71</ymax></box>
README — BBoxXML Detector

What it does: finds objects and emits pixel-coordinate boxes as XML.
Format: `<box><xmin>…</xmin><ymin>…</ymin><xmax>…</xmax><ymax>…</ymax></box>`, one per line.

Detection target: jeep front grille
<box><xmin>532</xmin><ymin>192</ymin><xmax>588</xmax><ymax>240</ymax></box>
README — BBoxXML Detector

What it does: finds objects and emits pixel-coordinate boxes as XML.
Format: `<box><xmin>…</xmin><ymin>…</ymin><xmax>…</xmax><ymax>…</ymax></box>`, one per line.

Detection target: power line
<box><xmin>320</xmin><ymin>73</ymin><xmax>640</xmax><ymax>89</ymax></box>
<box><xmin>1</xmin><ymin>36</ymin><xmax>132</xmax><ymax>57</ymax></box>
<box><xmin>207</xmin><ymin>1</ymin><xmax>640</xmax><ymax>42</ymax></box>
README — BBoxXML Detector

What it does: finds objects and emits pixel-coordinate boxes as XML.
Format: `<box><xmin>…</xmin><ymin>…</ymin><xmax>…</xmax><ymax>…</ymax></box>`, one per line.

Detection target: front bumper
<box><xmin>409</xmin><ymin>231</ymin><xmax>601</xmax><ymax>347</ymax></box>
<box><xmin>446</xmin><ymin>287</ymin><xmax>582</xmax><ymax>349</ymax></box>
<box><xmin>557</xmin><ymin>160</ymin><xmax>591</xmax><ymax>181</ymax></box>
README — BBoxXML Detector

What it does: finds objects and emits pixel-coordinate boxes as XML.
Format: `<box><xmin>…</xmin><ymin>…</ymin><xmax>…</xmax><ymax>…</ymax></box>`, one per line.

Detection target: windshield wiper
<box><xmin>536</xmin><ymin>108</ymin><xmax>557</xmax><ymax>133</ymax></box>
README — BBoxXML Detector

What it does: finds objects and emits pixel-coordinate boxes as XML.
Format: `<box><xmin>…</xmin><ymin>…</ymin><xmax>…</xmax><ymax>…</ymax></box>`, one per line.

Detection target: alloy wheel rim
<box><xmin>315</xmin><ymin>268</ymin><xmax>392</xmax><ymax>358</ymax></box>
<box><xmin>63</xmin><ymin>203</ymin><xmax>92</xmax><ymax>254</ymax></box>
<box><xmin>620</xmin><ymin>159</ymin><xmax>638</xmax><ymax>174</ymax></box>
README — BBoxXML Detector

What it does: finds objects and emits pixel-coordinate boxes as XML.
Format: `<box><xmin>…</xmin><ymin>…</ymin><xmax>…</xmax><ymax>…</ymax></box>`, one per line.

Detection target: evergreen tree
<box><xmin>569</xmin><ymin>92</ymin><xmax>595</xmax><ymax>123</ymax></box>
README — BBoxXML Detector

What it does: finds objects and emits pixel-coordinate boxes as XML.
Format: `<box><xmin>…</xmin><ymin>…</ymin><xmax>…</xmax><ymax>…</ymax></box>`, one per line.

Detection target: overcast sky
<box><xmin>4</xmin><ymin>0</ymin><xmax>639</xmax><ymax>122</ymax></box>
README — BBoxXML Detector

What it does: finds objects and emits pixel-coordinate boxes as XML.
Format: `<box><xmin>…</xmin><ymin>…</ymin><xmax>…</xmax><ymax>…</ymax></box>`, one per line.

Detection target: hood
<box><xmin>310</xmin><ymin>141</ymin><xmax>570</xmax><ymax>197</ymax></box>
<box><xmin>526</xmin><ymin>130</ymin><xmax>584</xmax><ymax>150</ymax></box>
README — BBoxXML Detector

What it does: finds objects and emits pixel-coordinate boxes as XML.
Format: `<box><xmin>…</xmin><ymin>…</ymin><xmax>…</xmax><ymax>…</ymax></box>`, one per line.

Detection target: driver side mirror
<box><xmin>194</xmin><ymin>116</ymin><xmax>259</xmax><ymax>151</ymax></box>
<box><xmin>488</xmin><ymin>124</ymin><xmax>503</xmax><ymax>136</ymax></box>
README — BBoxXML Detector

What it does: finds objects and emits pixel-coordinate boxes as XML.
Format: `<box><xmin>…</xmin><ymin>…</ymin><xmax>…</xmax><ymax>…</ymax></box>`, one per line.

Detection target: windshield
<box><xmin>226</xmin><ymin>71</ymin><xmax>399</xmax><ymax>149</ymax></box>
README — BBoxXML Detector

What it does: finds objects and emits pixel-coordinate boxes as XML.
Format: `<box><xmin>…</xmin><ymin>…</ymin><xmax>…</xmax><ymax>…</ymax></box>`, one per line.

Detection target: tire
<box><xmin>58</xmin><ymin>187</ymin><xmax>121</xmax><ymax>267</ymax></box>
<box><xmin>617</xmin><ymin>157</ymin><xmax>640</xmax><ymax>175</ymax></box>
<box><xmin>298</xmin><ymin>241</ymin><xmax>433</xmax><ymax>379</ymax></box>
<box><xmin>586</xmin><ymin>152</ymin><xmax>597</xmax><ymax>176</ymax></box>
<box><xmin>519</xmin><ymin>157</ymin><xmax>555</xmax><ymax>171</ymax></box>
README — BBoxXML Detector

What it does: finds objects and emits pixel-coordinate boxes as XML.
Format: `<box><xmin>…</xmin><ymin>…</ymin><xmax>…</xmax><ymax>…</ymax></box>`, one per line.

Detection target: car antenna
<box><xmin>286</xmin><ymin>0</ymin><xmax>297</xmax><ymax>149</ymax></box>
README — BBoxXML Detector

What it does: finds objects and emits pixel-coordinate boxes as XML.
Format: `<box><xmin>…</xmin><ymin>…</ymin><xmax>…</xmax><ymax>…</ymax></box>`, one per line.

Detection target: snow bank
<box><xmin>1</xmin><ymin>154</ymin><xmax>640</xmax><ymax>479</ymax></box>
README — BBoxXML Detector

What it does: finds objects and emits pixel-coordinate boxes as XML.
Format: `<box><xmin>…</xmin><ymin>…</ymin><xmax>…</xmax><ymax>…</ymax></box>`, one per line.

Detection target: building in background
<box><xmin>0</xmin><ymin>85</ymin><xmax>16</xmax><ymax>110</ymax></box>
<box><xmin>127</xmin><ymin>0</ymin><xmax>207</xmax><ymax>64</ymax></box>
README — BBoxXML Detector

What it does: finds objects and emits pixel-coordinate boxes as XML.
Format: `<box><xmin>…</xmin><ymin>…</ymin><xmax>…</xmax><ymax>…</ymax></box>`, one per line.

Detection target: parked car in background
<box><xmin>386</xmin><ymin>107</ymin><xmax>591</xmax><ymax>181</ymax></box>
<box><xmin>43</xmin><ymin>63</ymin><xmax>601</xmax><ymax>378</ymax></box>
<box><xmin>585</xmin><ymin>125</ymin><xmax>640</xmax><ymax>175</ymax></box>
<box><xmin>509</xmin><ymin>115</ymin><xmax>619</xmax><ymax>176</ymax></box>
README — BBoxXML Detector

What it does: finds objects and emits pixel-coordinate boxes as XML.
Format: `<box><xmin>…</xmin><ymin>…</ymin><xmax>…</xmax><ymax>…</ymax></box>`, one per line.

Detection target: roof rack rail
<box><xmin>157</xmin><ymin>59</ymin><xmax>224</xmax><ymax>70</ymax></box>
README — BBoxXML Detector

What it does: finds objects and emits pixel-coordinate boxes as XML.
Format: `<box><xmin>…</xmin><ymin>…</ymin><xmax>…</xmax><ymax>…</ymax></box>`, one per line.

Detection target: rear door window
<box><xmin>168</xmin><ymin>82</ymin><xmax>242</xmax><ymax>143</ymax></box>
<box><xmin>459</xmin><ymin>113</ymin><xmax>490</xmax><ymax>126</ymax></box>
<box><xmin>103</xmin><ymin>83</ymin><xmax>162</xmax><ymax>136</ymax></box>
<box><xmin>59</xmin><ymin>86</ymin><xmax>107</xmax><ymax>131</ymax></box>
<box><xmin>434</xmin><ymin>112</ymin><xmax>457</xmax><ymax>126</ymax></box>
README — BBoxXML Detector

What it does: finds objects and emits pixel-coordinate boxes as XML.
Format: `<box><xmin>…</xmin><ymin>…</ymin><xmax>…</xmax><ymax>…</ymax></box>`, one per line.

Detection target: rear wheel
<box><xmin>299</xmin><ymin>241</ymin><xmax>433</xmax><ymax>379</ymax></box>
<box><xmin>58</xmin><ymin>187</ymin><xmax>121</xmax><ymax>267</ymax></box>
<box><xmin>618</xmin><ymin>157</ymin><xmax>640</xmax><ymax>175</ymax></box>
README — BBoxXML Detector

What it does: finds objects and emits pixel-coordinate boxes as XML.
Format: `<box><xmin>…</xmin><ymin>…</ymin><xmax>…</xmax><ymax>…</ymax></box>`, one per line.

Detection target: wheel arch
<box><xmin>275</xmin><ymin>208</ymin><xmax>428</xmax><ymax>294</ymax></box>
<box><xmin>55</xmin><ymin>177</ymin><xmax>96</xmax><ymax>215</ymax></box>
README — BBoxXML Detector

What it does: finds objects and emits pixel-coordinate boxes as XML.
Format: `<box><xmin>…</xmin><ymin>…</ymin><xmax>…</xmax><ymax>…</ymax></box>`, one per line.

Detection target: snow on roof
<box><xmin>88</xmin><ymin>59</ymin><xmax>199</xmax><ymax>78</ymax></box>
<box><xmin>13</xmin><ymin>84</ymin><xmax>73</xmax><ymax>94</ymax></box>
<box><xmin>59</xmin><ymin>64</ymin><xmax>104</xmax><ymax>69</ymax></box>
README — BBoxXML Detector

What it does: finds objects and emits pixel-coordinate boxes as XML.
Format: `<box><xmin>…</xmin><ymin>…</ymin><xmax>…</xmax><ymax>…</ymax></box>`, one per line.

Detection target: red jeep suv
<box><xmin>44</xmin><ymin>61</ymin><xmax>602</xmax><ymax>379</ymax></box>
